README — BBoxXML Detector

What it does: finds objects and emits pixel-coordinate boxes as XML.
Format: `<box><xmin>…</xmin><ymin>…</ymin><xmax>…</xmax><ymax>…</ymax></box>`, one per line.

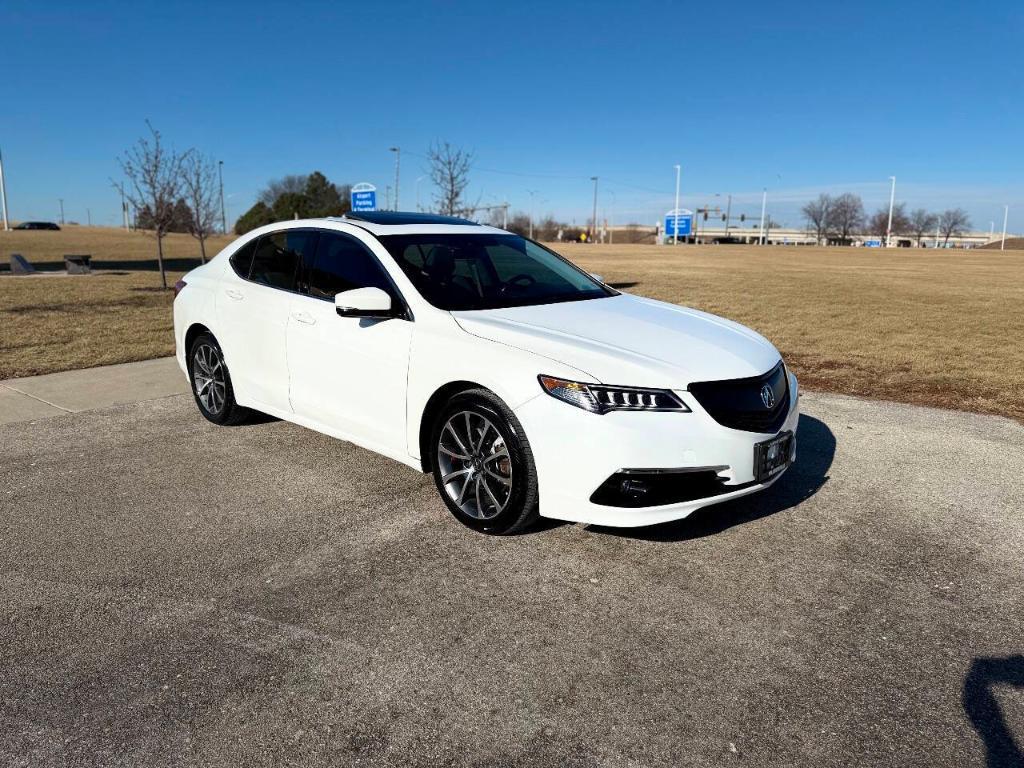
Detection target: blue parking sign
<box><xmin>351</xmin><ymin>183</ymin><xmax>377</xmax><ymax>212</ymax></box>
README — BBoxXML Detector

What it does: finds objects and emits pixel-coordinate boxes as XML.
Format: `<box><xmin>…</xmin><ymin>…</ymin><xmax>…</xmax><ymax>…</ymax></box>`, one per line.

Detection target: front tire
<box><xmin>430</xmin><ymin>389</ymin><xmax>539</xmax><ymax>535</ymax></box>
<box><xmin>188</xmin><ymin>332</ymin><xmax>249</xmax><ymax>426</ymax></box>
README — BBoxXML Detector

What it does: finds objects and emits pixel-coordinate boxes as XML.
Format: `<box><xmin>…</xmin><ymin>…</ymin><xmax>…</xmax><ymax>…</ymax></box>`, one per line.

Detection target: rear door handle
<box><xmin>225</xmin><ymin>288</ymin><xmax>244</xmax><ymax>300</ymax></box>
<box><xmin>291</xmin><ymin>311</ymin><xmax>316</xmax><ymax>325</ymax></box>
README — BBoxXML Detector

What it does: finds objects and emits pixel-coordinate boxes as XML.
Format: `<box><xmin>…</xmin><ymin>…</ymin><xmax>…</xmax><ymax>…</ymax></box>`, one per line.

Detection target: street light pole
<box><xmin>724</xmin><ymin>194</ymin><xmax>732</xmax><ymax>239</ymax></box>
<box><xmin>389</xmin><ymin>147</ymin><xmax>400</xmax><ymax>210</ymax></box>
<box><xmin>0</xmin><ymin>146</ymin><xmax>9</xmax><ymax>231</ymax></box>
<box><xmin>590</xmin><ymin>176</ymin><xmax>598</xmax><ymax>243</ymax></box>
<box><xmin>759</xmin><ymin>188</ymin><xmax>767</xmax><ymax>245</ymax></box>
<box><xmin>1002</xmin><ymin>205</ymin><xmax>1009</xmax><ymax>251</ymax></box>
<box><xmin>885</xmin><ymin>176</ymin><xmax>896</xmax><ymax>247</ymax></box>
<box><xmin>673</xmin><ymin>165</ymin><xmax>680</xmax><ymax>245</ymax></box>
<box><xmin>218</xmin><ymin>160</ymin><xmax>227</xmax><ymax>234</ymax></box>
<box><xmin>59</xmin><ymin>198</ymin><xmax>65</xmax><ymax>225</ymax></box>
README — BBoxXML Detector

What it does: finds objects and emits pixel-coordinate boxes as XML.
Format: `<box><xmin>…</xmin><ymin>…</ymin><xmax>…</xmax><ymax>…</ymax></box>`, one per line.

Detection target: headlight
<box><xmin>538</xmin><ymin>375</ymin><xmax>690</xmax><ymax>414</ymax></box>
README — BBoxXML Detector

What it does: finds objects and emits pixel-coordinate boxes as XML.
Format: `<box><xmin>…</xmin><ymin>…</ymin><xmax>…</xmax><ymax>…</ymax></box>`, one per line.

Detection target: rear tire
<box><xmin>430</xmin><ymin>389</ymin><xmax>539</xmax><ymax>535</ymax></box>
<box><xmin>187</xmin><ymin>332</ymin><xmax>250</xmax><ymax>426</ymax></box>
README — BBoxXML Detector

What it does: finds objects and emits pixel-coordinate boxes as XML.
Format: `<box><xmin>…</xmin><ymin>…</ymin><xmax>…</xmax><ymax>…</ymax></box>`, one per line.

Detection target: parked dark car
<box><xmin>14</xmin><ymin>221</ymin><xmax>61</xmax><ymax>230</ymax></box>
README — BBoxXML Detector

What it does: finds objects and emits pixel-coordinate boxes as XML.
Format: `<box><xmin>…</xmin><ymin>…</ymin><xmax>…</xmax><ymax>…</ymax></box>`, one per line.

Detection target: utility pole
<box><xmin>415</xmin><ymin>176</ymin><xmax>425</xmax><ymax>211</ymax></box>
<box><xmin>527</xmin><ymin>189</ymin><xmax>537</xmax><ymax>239</ymax></box>
<box><xmin>59</xmin><ymin>198</ymin><xmax>65</xmax><ymax>225</ymax></box>
<box><xmin>590</xmin><ymin>176</ymin><xmax>598</xmax><ymax>243</ymax></box>
<box><xmin>218</xmin><ymin>160</ymin><xmax>227</xmax><ymax>234</ymax></box>
<box><xmin>1002</xmin><ymin>205</ymin><xmax>1009</xmax><ymax>251</ymax></box>
<box><xmin>117</xmin><ymin>182</ymin><xmax>129</xmax><ymax>230</ymax></box>
<box><xmin>86</xmin><ymin>208</ymin><xmax>91</xmax><ymax>226</ymax></box>
<box><xmin>759</xmin><ymin>188</ymin><xmax>767</xmax><ymax>245</ymax></box>
<box><xmin>673</xmin><ymin>165</ymin><xmax>680</xmax><ymax>245</ymax></box>
<box><xmin>723</xmin><ymin>194</ymin><xmax>732</xmax><ymax>239</ymax></box>
<box><xmin>0</xmin><ymin>146</ymin><xmax>9</xmax><ymax>231</ymax></box>
<box><xmin>885</xmin><ymin>176</ymin><xmax>896</xmax><ymax>247</ymax></box>
<box><xmin>503</xmin><ymin>202</ymin><xmax>509</xmax><ymax>230</ymax></box>
<box><xmin>389</xmin><ymin>147</ymin><xmax>400</xmax><ymax>210</ymax></box>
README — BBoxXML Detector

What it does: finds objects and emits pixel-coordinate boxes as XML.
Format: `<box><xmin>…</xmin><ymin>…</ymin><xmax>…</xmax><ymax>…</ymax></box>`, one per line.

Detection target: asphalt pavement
<box><xmin>1</xmin><ymin>389</ymin><xmax>1022</xmax><ymax>767</ymax></box>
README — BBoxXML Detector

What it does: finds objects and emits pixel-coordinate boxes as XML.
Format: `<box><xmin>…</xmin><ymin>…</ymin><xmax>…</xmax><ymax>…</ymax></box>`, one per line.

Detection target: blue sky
<box><xmin>2</xmin><ymin>0</ymin><xmax>1022</xmax><ymax>232</ymax></box>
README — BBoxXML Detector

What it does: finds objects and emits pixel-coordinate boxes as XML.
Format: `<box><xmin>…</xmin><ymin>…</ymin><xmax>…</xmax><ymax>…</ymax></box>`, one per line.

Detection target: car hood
<box><xmin>452</xmin><ymin>294</ymin><xmax>781</xmax><ymax>388</ymax></box>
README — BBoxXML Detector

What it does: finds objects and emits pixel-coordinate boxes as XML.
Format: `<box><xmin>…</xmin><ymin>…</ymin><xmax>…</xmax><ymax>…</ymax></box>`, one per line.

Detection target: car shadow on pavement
<box><xmin>584</xmin><ymin>413</ymin><xmax>835</xmax><ymax>542</ymax></box>
<box><xmin>962</xmin><ymin>655</ymin><xmax>1024</xmax><ymax>766</ymax></box>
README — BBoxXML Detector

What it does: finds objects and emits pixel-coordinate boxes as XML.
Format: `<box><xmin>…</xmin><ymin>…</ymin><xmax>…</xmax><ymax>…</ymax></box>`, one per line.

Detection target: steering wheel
<box><xmin>498</xmin><ymin>273</ymin><xmax>537</xmax><ymax>294</ymax></box>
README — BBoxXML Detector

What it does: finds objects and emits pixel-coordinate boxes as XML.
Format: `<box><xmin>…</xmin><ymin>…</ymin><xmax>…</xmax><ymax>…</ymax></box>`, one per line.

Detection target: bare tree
<box><xmin>908</xmin><ymin>208</ymin><xmax>938</xmax><ymax>247</ymax></box>
<box><xmin>116</xmin><ymin>121</ymin><xmax>186</xmax><ymax>289</ymax></box>
<box><xmin>428</xmin><ymin>141</ymin><xmax>473</xmax><ymax>215</ymax></box>
<box><xmin>181</xmin><ymin>150</ymin><xmax>219</xmax><ymax>263</ymax></box>
<box><xmin>828</xmin><ymin>193</ymin><xmax>866</xmax><ymax>243</ymax></box>
<box><xmin>868</xmin><ymin>202</ymin><xmax>910</xmax><ymax>242</ymax></box>
<box><xmin>801</xmin><ymin>193</ymin><xmax>832</xmax><ymax>245</ymax></box>
<box><xmin>257</xmin><ymin>174</ymin><xmax>308</xmax><ymax>206</ymax></box>
<box><xmin>938</xmin><ymin>208</ymin><xmax>971</xmax><ymax>246</ymax></box>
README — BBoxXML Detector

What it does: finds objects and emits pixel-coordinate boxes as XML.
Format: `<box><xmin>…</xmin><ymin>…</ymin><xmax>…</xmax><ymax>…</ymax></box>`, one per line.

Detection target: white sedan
<box><xmin>173</xmin><ymin>212</ymin><xmax>798</xmax><ymax>534</ymax></box>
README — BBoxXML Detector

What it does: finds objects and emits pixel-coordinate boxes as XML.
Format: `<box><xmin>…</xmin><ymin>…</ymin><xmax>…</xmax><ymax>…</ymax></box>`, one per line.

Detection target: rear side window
<box><xmin>306</xmin><ymin>232</ymin><xmax>393</xmax><ymax>300</ymax></box>
<box><xmin>249</xmin><ymin>230</ymin><xmax>317</xmax><ymax>291</ymax></box>
<box><xmin>229</xmin><ymin>239</ymin><xmax>258</xmax><ymax>278</ymax></box>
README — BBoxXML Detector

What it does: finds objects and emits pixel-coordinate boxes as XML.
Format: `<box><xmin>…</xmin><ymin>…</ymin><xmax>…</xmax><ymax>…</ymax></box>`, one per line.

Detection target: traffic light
<box><xmin>721</xmin><ymin>214</ymin><xmax>726</xmax><ymax>221</ymax></box>
<box><xmin>740</xmin><ymin>214</ymin><xmax>745</xmax><ymax>222</ymax></box>
<box><xmin>703</xmin><ymin>211</ymin><xmax>708</xmax><ymax>221</ymax></box>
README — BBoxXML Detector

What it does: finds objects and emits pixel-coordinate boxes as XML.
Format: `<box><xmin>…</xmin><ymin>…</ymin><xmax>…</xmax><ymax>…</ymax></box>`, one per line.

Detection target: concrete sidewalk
<box><xmin>0</xmin><ymin>357</ymin><xmax>188</xmax><ymax>425</ymax></box>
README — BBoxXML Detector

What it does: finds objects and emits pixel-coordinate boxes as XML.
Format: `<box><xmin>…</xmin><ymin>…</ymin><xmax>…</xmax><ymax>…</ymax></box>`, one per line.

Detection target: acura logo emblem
<box><xmin>760</xmin><ymin>384</ymin><xmax>775</xmax><ymax>409</ymax></box>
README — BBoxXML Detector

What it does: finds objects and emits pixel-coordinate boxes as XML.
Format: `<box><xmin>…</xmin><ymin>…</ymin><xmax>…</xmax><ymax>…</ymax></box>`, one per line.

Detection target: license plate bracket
<box><xmin>754</xmin><ymin>431</ymin><xmax>793</xmax><ymax>483</ymax></box>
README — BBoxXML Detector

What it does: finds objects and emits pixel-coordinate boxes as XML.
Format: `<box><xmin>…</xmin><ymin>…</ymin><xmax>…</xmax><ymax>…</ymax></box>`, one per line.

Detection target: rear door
<box><xmin>215</xmin><ymin>229</ymin><xmax>318</xmax><ymax>412</ymax></box>
<box><xmin>286</xmin><ymin>230</ymin><xmax>413</xmax><ymax>456</ymax></box>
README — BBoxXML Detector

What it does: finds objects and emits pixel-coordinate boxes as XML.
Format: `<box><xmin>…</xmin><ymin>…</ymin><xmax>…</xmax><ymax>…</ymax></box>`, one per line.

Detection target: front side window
<box><xmin>249</xmin><ymin>230</ymin><xmax>317</xmax><ymax>291</ymax></box>
<box><xmin>377</xmin><ymin>234</ymin><xmax>614</xmax><ymax>311</ymax></box>
<box><xmin>305</xmin><ymin>232</ymin><xmax>393</xmax><ymax>300</ymax></box>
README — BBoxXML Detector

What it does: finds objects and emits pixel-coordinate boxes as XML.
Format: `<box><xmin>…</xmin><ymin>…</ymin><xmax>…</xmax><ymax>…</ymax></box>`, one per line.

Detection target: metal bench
<box><xmin>64</xmin><ymin>254</ymin><xmax>92</xmax><ymax>274</ymax></box>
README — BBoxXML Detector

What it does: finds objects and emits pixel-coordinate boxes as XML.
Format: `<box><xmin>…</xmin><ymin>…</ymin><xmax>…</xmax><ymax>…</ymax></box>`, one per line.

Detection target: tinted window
<box><xmin>378</xmin><ymin>234</ymin><xmax>613</xmax><ymax>311</ymax></box>
<box><xmin>306</xmin><ymin>232</ymin><xmax>392</xmax><ymax>300</ymax></box>
<box><xmin>229</xmin><ymin>239</ymin><xmax>258</xmax><ymax>278</ymax></box>
<box><xmin>249</xmin><ymin>230</ymin><xmax>317</xmax><ymax>291</ymax></box>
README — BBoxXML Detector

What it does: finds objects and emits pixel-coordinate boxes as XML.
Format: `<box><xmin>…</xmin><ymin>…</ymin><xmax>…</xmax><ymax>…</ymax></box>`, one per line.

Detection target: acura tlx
<box><xmin>173</xmin><ymin>211</ymin><xmax>798</xmax><ymax>535</ymax></box>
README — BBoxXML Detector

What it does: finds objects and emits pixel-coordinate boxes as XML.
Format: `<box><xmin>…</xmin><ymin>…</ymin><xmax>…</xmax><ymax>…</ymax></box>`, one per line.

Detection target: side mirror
<box><xmin>335</xmin><ymin>287</ymin><xmax>395</xmax><ymax>318</ymax></box>
<box><xmin>590</xmin><ymin>273</ymin><xmax>604</xmax><ymax>284</ymax></box>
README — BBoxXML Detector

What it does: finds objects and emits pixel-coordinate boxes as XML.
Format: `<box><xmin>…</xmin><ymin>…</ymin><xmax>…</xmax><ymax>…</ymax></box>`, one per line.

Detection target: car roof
<box><xmin>340</xmin><ymin>211</ymin><xmax>479</xmax><ymax>227</ymax></box>
<box><xmin>324</xmin><ymin>211</ymin><xmax>509</xmax><ymax>237</ymax></box>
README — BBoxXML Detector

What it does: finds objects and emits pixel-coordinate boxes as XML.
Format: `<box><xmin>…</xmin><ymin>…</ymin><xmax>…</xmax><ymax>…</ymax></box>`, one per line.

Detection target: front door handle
<box><xmin>291</xmin><ymin>311</ymin><xmax>316</xmax><ymax>325</ymax></box>
<box><xmin>225</xmin><ymin>288</ymin><xmax>244</xmax><ymax>300</ymax></box>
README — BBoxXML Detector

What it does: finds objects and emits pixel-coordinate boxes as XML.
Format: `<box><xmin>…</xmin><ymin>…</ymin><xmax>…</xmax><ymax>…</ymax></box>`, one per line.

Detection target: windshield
<box><xmin>378</xmin><ymin>233</ymin><xmax>615</xmax><ymax>311</ymax></box>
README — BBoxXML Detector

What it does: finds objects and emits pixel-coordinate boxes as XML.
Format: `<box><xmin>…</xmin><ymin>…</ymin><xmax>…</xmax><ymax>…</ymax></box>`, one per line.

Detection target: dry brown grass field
<box><xmin>2</xmin><ymin>227</ymin><xmax>1022</xmax><ymax>420</ymax></box>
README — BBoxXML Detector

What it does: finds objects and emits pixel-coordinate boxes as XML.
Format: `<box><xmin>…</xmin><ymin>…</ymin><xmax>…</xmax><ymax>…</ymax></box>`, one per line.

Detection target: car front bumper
<box><xmin>513</xmin><ymin>372</ymin><xmax>800</xmax><ymax>527</ymax></box>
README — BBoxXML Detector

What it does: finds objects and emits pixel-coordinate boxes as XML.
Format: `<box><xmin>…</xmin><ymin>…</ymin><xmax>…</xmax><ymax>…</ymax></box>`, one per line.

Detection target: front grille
<box><xmin>688</xmin><ymin>361</ymin><xmax>790</xmax><ymax>433</ymax></box>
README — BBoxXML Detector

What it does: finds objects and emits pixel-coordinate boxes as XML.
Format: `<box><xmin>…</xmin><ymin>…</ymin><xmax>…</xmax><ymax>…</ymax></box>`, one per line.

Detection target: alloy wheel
<box><xmin>192</xmin><ymin>343</ymin><xmax>227</xmax><ymax>415</ymax></box>
<box><xmin>437</xmin><ymin>410</ymin><xmax>514</xmax><ymax>520</ymax></box>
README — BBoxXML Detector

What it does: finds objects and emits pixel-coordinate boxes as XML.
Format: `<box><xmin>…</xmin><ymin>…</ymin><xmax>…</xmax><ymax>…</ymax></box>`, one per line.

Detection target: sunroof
<box><xmin>342</xmin><ymin>211</ymin><xmax>480</xmax><ymax>226</ymax></box>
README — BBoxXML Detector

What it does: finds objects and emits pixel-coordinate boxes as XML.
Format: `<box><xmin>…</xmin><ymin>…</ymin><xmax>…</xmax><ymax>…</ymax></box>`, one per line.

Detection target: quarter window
<box><xmin>306</xmin><ymin>232</ymin><xmax>393</xmax><ymax>300</ymax></box>
<box><xmin>249</xmin><ymin>230</ymin><xmax>317</xmax><ymax>291</ymax></box>
<box><xmin>228</xmin><ymin>239</ymin><xmax>258</xmax><ymax>278</ymax></box>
